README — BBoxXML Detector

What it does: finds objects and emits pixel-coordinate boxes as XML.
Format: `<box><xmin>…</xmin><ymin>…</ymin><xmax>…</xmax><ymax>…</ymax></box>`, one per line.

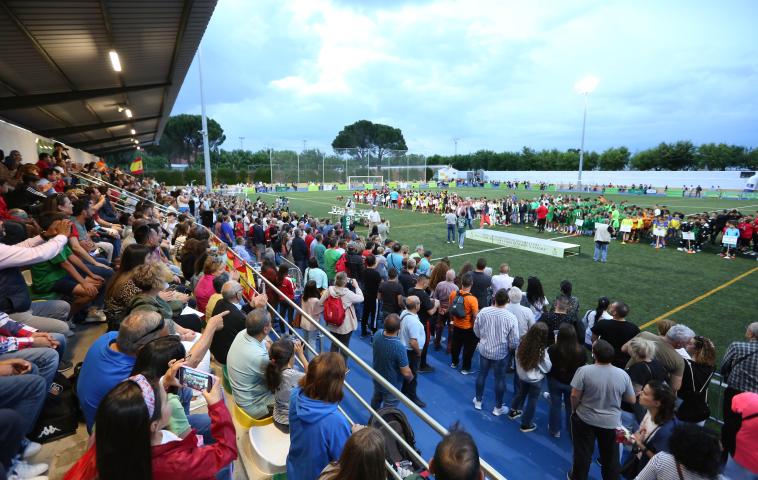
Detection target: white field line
<box><xmin>431</xmin><ymin>232</ymin><xmax>582</xmax><ymax>261</ymax></box>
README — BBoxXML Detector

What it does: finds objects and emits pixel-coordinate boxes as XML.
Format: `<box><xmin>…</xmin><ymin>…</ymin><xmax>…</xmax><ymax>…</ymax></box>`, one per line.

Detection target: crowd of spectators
<box><xmin>0</xmin><ymin>150</ymin><xmax>754</xmax><ymax>480</ymax></box>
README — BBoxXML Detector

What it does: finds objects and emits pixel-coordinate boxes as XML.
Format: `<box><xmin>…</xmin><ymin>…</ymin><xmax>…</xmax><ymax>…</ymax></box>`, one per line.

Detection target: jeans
<box><xmin>548</xmin><ymin>377</ymin><xmax>572</xmax><ymax>435</ymax></box>
<box><xmin>0</xmin><ymin>343</ymin><xmax>61</xmax><ymax>387</ymax></box>
<box><xmin>510</xmin><ymin>378</ymin><xmax>542</xmax><ymax>427</ymax></box>
<box><xmin>451</xmin><ymin>326</ymin><xmax>477</xmax><ymax>371</ymax></box>
<box><xmin>570</xmin><ymin>413</ymin><xmax>619</xmax><ymax>480</ymax></box>
<box><xmin>401</xmin><ymin>350</ymin><xmax>420</xmax><ymax>401</ymax></box>
<box><xmin>458</xmin><ymin>230</ymin><xmax>466</xmax><ymax>248</ymax></box>
<box><xmin>277</xmin><ymin>302</ymin><xmax>293</xmax><ymax>333</ymax></box>
<box><xmin>724</xmin><ymin>455</ymin><xmax>758</xmax><ymax>480</ymax></box>
<box><xmin>301</xmin><ymin>328</ymin><xmax>321</xmax><ymax>361</ymax></box>
<box><xmin>0</xmin><ymin>374</ymin><xmax>47</xmax><ymax>434</ymax></box>
<box><xmin>593</xmin><ymin>242</ymin><xmax>608</xmax><ymax>262</ymax></box>
<box><xmin>0</xmin><ymin>409</ymin><xmax>23</xmax><ymax>476</ymax></box>
<box><xmin>9</xmin><ymin>299</ymin><xmax>71</xmax><ymax>334</ymax></box>
<box><xmin>475</xmin><ymin>355</ymin><xmax>507</xmax><ymax>408</ymax></box>
<box><xmin>371</xmin><ymin>387</ymin><xmax>400</xmax><ymax>410</ymax></box>
<box><xmin>447</xmin><ymin>224</ymin><xmax>456</xmax><ymax>242</ymax></box>
<box><xmin>329</xmin><ymin>331</ymin><xmax>352</xmax><ymax>363</ymax></box>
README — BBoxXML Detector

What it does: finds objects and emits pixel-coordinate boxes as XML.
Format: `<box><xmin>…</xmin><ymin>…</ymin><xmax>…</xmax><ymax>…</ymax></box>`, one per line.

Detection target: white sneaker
<box><xmin>473</xmin><ymin>397</ymin><xmax>482</xmax><ymax>410</ymax></box>
<box><xmin>22</xmin><ymin>441</ymin><xmax>42</xmax><ymax>459</ymax></box>
<box><xmin>10</xmin><ymin>460</ymin><xmax>48</xmax><ymax>479</ymax></box>
<box><xmin>543</xmin><ymin>392</ymin><xmax>551</xmax><ymax>402</ymax></box>
<box><xmin>492</xmin><ymin>406</ymin><xmax>508</xmax><ymax>416</ymax></box>
<box><xmin>84</xmin><ymin>309</ymin><xmax>106</xmax><ymax>323</ymax></box>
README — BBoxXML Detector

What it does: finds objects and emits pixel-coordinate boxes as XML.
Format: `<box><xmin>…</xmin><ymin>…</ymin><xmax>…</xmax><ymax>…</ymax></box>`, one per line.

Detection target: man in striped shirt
<box><xmin>473</xmin><ymin>289</ymin><xmax>520</xmax><ymax>416</ymax></box>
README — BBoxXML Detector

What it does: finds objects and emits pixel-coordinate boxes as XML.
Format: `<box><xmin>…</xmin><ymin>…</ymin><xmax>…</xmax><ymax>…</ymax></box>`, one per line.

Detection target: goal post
<box><xmin>348</xmin><ymin>176</ymin><xmax>384</xmax><ymax>189</ymax></box>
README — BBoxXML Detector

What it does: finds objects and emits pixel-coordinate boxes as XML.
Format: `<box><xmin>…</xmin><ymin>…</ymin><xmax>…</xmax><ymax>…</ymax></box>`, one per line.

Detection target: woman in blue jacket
<box><xmin>287</xmin><ymin>352</ymin><xmax>354</xmax><ymax>480</ymax></box>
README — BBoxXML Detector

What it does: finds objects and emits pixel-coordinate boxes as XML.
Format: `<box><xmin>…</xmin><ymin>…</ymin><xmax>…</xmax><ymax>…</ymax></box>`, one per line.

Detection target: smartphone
<box><xmin>177</xmin><ymin>366</ymin><xmax>214</xmax><ymax>392</ymax></box>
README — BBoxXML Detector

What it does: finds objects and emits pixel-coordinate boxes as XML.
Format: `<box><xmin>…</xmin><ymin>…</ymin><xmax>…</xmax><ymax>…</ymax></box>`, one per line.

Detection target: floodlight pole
<box><xmin>269</xmin><ymin>148</ymin><xmax>273</xmax><ymax>185</ymax></box>
<box><xmin>578</xmin><ymin>92</ymin><xmax>589</xmax><ymax>192</ymax></box>
<box><xmin>297</xmin><ymin>151</ymin><xmax>300</xmax><ymax>185</ymax></box>
<box><xmin>322</xmin><ymin>152</ymin><xmax>325</xmax><ymax>186</ymax></box>
<box><xmin>197</xmin><ymin>47</ymin><xmax>212</xmax><ymax>192</ymax></box>
<box><xmin>424</xmin><ymin>155</ymin><xmax>427</xmax><ymax>183</ymax></box>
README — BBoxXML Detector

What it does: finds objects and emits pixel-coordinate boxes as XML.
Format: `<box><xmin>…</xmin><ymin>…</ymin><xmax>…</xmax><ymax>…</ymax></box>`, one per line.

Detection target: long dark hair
<box><xmin>302</xmin><ymin>280</ymin><xmax>320</xmax><ymax>302</ymax></box>
<box><xmin>526</xmin><ymin>276</ymin><xmax>545</xmax><ymax>305</ymax></box>
<box><xmin>104</xmin><ymin>244</ymin><xmax>154</xmax><ymax>301</ymax></box>
<box><xmin>95</xmin><ymin>379</ymin><xmax>162</xmax><ymax>480</ymax></box>
<box><xmin>276</xmin><ymin>264</ymin><xmax>289</xmax><ymax>285</ymax></box>
<box><xmin>594</xmin><ymin>296</ymin><xmax>610</xmax><ymax>323</ymax></box>
<box><xmin>265</xmin><ymin>338</ymin><xmax>295</xmax><ymax>393</ymax></box>
<box><xmin>555</xmin><ymin>323</ymin><xmax>584</xmax><ymax>363</ymax></box>
<box><xmin>517</xmin><ymin>322</ymin><xmax>549</xmax><ymax>371</ymax></box>
<box><xmin>645</xmin><ymin>380</ymin><xmax>676</xmax><ymax>425</ymax></box>
<box><xmin>130</xmin><ymin>336</ymin><xmax>186</xmax><ymax>393</ymax></box>
<box><xmin>331</xmin><ymin>427</ymin><xmax>386</xmax><ymax>480</ymax></box>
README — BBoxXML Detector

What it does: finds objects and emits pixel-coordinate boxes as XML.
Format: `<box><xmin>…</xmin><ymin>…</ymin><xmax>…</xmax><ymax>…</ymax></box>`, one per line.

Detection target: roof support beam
<box><xmin>0</xmin><ymin>83</ymin><xmax>170</xmax><ymax>110</ymax></box>
<box><xmin>69</xmin><ymin>132</ymin><xmax>153</xmax><ymax>149</ymax></box>
<box><xmin>38</xmin><ymin>116</ymin><xmax>161</xmax><ymax>138</ymax></box>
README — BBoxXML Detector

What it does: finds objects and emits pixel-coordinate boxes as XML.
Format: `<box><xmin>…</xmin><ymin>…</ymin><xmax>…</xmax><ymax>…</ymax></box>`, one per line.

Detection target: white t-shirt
<box><xmin>399</xmin><ymin>311</ymin><xmax>425</xmax><ymax>351</ymax></box>
<box><xmin>368</xmin><ymin>210</ymin><xmax>381</xmax><ymax>223</ymax></box>
<box><xmin>491</xmin><ymin>274</ymin><xmax>513</xmax><ymax>293</ymax></box>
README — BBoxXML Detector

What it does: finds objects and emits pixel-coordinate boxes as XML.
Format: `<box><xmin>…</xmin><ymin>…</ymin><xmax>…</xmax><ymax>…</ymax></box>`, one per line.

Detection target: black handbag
<box><xmin>29</xmin><ymin>371</ymin><xmax>82</xmax><ymax>443</ymax></box>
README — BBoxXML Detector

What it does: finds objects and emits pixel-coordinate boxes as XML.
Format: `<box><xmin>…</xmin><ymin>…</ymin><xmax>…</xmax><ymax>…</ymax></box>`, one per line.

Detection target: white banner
<box><xmin>653</xmin><ymin>227</ymin><xmax>667</xmax><ymax>237</ymax></box>
<box><xmin>574</xmin><ymin>219</ymin><xmax>584</xmax><ymax>227</ymax></box>
<box><xmin>465</xmin><ymin>229</ymin><xmax>580</xmax><ymax>258</ymax></box>
<box><xmin>681</xmin><ymin>231</ymin><xmax>695</xmax><ymax>240</ymax></box>
<box><xmin>619</xmin><ymin>225</ymin><xmax>632</xmax><ymax>233</ymax></box>
<box><xmin>722</xmin><ymin>235</ymin><xmax>738</xmax><ymax>246</ymax></box>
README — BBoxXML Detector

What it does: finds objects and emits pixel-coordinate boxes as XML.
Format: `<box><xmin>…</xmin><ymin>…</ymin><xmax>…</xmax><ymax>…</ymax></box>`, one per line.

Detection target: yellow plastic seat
<box><xmin>233</xmin><ymin>404</ymin><xmax>273</xmax><ymax>429</ymax></box>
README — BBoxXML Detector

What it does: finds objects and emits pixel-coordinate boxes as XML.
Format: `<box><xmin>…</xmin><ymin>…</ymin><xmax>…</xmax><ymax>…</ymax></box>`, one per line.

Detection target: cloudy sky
<box><xmin>172</xmin><ymin>0</ymin><xmax>758</xmax><ymax>155</ymax></box>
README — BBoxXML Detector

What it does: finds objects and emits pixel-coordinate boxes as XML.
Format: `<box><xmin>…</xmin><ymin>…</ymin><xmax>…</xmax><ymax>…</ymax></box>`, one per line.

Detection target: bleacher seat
<box><xmin>233</xmin><ymin>404</ymin><xmax>273</xmax><ymax>429</ymax></box>
<box><xmin>248</xmin><ymin>423</ymin><xmax>289</xmax><ymax>475</ymax></box>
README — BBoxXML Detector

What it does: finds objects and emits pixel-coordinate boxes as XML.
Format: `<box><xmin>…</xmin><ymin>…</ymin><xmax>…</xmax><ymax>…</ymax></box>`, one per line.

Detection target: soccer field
<box><xmin>253</xmin><ymin>188</ymin><xmax>758</xmax><ymax>361</ymax></box>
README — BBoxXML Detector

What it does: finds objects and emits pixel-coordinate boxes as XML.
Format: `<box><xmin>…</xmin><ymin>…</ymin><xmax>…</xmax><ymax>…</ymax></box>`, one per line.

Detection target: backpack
<box><xmin>450</xmin><ymin>292</ymin><xmax>467</xmax><ymax>318</ymax></box>
<box><xmin>323</xmin><ymin>292</ymin><xmax>346</xmax><ymax>327</ymax></box>
<box><xmin>30</xmin><ymin>371</ymin><xmax>81</xmax><ymax>443</ymax></box>
<box><xmin>368</xmin><ymin>407</ymin><xmax>426</xmax><ymax>474</ymax></box>
<box><xmin>335</xmin><ymin>253</ymin><xmax>348</xmax><ymax>273</ymax></box>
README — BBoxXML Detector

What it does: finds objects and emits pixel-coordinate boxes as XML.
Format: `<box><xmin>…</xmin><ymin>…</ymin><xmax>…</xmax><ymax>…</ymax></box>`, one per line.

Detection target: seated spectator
<box><xmin>265</xmin><ymin>337</ymin><xmax>308</xmax><ymax>433</ymax></box>
<box><xmin>233</xmin><ymin>236</ymin><xmax>253</xmax><ymax>263</ymax></box>
<box><xmin>405</xmin><ymin>425</ymin><xmax>483</xmax><ymax>480</ymax></box>
<box><xmin>623</xmin><ymin>380</ymin><xmax>678</xmax><ymax>477</ymax></box>
<box><xmin>287</xmin><ymin>352</ymin><xmax>354</xmax><ymax>480</ymax></box>
<box><xmin>205</xmin><ymin>273</ymin><xmax>228</xmax><ymax>320</ymax></box>
<box><xmin>635</xmin><ymin>424</ymin><xmax>723</xmax><ymax>480</ymax></box>
<box><xmin>318</xmin><ymin>427</ymin><xmax>386</xmax><ymax>480</ymax></box>
<box><xmin>194</xmin><ymin>257</ymin><xmax>225</xmax><ymax>314</ymax></box>
<box><xmin>65</xmin><ymin>369</ymin><xmax>237</xmax><ymax>480</ymax></box>
<box><xmin>30</xmin><ymin>213</ymin><xmax>105</xmax><ymax>322</ymax></box>
<box><xmin>0</xmin><ymin>406</ymin><xmax>50</xmax><ymax>480</ymax></box>
<box><xmin>127</xmin><ymin>263</ymin><xmax>198</xmax><ymax>335</ymax></box>
<box><xmin>103</xmin><ymin>244</ymin><xmax>154</xmax><ymax>331</ymax></box>
<box><xmin>0</xmin><ymin>217</ymin><xmax>73</xmax><ymax>335</ymax></box>
<box><xmin>210</xmin><ymin>281</ymin><xmax>259</xmax><ymax>365</ymax></box>
<box><xmin>227</xmin><ymin>305</ymin><xmax>275</xmax><ymax>419</ymax></box>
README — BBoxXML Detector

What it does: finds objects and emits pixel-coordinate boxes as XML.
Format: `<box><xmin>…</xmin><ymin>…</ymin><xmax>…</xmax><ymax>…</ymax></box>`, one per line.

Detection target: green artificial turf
<box><xmin>253</xmin><ymin>188</ymin><xmax>758</xmax><ymax>362</ymax></box>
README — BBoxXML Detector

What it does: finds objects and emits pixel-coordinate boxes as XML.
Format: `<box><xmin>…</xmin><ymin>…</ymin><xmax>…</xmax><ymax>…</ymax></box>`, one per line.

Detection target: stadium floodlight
<box><xmin>574</xmin><ymin>75</ymin><xmax>599</xmax><ymax>191</ymax></box>
<box><xmin>109</xmin><ymin>50</ymin><xmax>122</xmax><ymax>72</ymax></box>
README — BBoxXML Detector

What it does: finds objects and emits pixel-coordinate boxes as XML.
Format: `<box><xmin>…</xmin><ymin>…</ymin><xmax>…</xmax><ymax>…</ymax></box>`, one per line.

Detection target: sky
<box><xmin>172</xmin><ymin>0</ymin><xmax>758</xmax><ymax>156</ymax></box>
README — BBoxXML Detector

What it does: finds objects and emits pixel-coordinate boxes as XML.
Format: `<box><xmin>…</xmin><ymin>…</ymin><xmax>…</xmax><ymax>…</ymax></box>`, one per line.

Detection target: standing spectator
<box><xmin>304</xmin><ymin>256</ymin><xmax>328</xmax><ymax>291</ymax></box>
<box><xmin>291</xmin><ymin>228</ymin><xmax>308</xmax><ymax>273</ymax></box>
<box><xmin>444</xmin><ymin>209</ymin><xmax>457</xmax><ymax>244</ymax></box>
<box><xmin>473</xmin><ymin>288</ymin><xmax>519</xmax><ymax>416</ymax></box>
<box><xmin>378</xmin><ymin>268</ymin><xmax>405</xmax><ymax>319</ymax></box>
<box><xmin>725</xmin><ymin>392</ymin><xmax>758</xmax><ymax>479</ymax></box>
<box><xmin>536</xmin><ymin>201</ymin><xmax>548</xmax><ymax>233</ymax></box>
<box><xmin>635</xmin><ymin>424</ymin><xmax>724</xmax><ymax>480</ymax></box>
<box><xmin>321</xmin><ymin>272</ymin><xmax>363</xmax><ymax>360</ymax></box>
<box><xmin>371</xmin><ymin>313</ymin><xmax>412</xmax><ymax>409</ymax></box>
<box><xmin>505</xmin><ymin>287</ymin><xmax>536</xmax><ymax>339</ymax></box>
<box><xmin>522</xmin><ymin>276</ymin><xmax>549</xmax><ymax>321</ymax></box>
<box><xmin>399</xmin><ymin>258</ymin><xmax>417</xmax><ymax>294</ymax></box>
<box><xmin>539</xmin><ymin>296</ymin><xmax>584</xmax><ymax>347</ymax></box>
<box><xmin>580</xmin><ymin>297</ymin><xmax>611</xmax><ymax>349</ymax></box>
<box><xmin>432</xmin><ymin>269</ymin><xmax>458</xmax><ymax>352</ymax></box>
<box><xmin>399</xmin><ymin>296</ymin><xmax>427</xmax><ymax>408</ymax></box>
<box><xmin>360</xmin><ymin>255</ymin><xmax>382</xmax><ymax>337</ymax></box>
<box><xmin>719</xmin><ymin>322</ymin><xmax>758</xmax><ymax>461</ymax></box>
<box><xmin>624</xmin><ymin>324</ymin><xmax>694</xmax><ymax>392</ymax></box>
<box><xmin>404</xmin><ymin>426</ymin><xmax>483</xmax><ymax>480</ymax></box>
<box><xmin>593</xmin><ymin>216</ymin><xmax>613</xmax><ymax>263</ymax></box>
<box><xmin>569</xmin><ymin>339</ymin><xmax>636</xmax><ymax>480</ymax></box>
<box><xmin>490</xmin><ymin>263</ymin><xmax>513</xmax><ymax>293</ymax></box>
<box><xmin>591</xmin><ymin>301</ymin><xmax>639</xmax><ymax>369</ymax></box>
<box><xmin>677</xmin><ymin>335</ymin><xmax>716</xmax><ymax>425</ymax></box>
<box><xmin>556</xmin><ymin>280</ymin><xmax>580</xmax><ymax>323</ymax></box>
<box><xmin>287</xmin><ymin>353</ymin><xmax>355</xmax><ymax>480</ymax></box>
<box><xmin>508</xmin><ymin>322</ymin><xmax>551</xmax><ymax>432</ymax></box>
<box><xmin>323</xmin><ymin>238</ymin><xmax>341</xmax><ymax>284</ymax></box>
<box><xmin>407</xmin><ymin>274</ymin><xmax>439</xmax><ymax>373</ymax></box>
<box><xmin>300</xmin><ymin>281</ymin><xmax>324</xmax><ymax>360</ymax></box>
<box><xmin>275</xmin><ymin>264</ymin><xmax>296</xmax><ymax>333</ymax></box>
<box><xmin>547</xmin><ymin>324</ymin><xmax>587</xmax><ymax>438</ymax></box>
<box><xmin>449</xmin><ymin>273</ymin><xmax>479</xmax><ymax>374</ymax></box>
<box><xmin>367</xmin><ymin>206</ymin><xmax>381</xmax><ymax>233</ymax></box>
<box><xmin>470</xmin><ymin>258</ymin><xmax>492</xmax><ymax>309</ymax></box>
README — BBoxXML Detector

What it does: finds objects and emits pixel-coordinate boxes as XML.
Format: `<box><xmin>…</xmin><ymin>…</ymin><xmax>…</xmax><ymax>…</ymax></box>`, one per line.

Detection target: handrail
<box><xmin>86</xmin><ymin>175</ymin><xmax>508</xmax><ymax>480</ymax></box>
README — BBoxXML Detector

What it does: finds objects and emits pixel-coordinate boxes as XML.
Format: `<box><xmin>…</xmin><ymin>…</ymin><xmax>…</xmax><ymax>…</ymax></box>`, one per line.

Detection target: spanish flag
<box><xmin>130</xmin><ymin>157</ymin><xmax>143</xmax><ymax>175</ymax></box>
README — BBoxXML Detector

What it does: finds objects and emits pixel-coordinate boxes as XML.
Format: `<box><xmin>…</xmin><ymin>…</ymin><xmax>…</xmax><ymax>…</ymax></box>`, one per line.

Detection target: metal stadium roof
<box><xmin>0</xmin><ymin>0</ymin><xmax>217</xmax><ymax>156</ymax></box>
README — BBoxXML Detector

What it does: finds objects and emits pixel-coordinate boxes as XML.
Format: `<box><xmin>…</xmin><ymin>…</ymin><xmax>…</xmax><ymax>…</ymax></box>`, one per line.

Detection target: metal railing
<box><xmin>78</xmin><ymin>175</ymin><xmax>508</xmax><ymax>480</ymax></box>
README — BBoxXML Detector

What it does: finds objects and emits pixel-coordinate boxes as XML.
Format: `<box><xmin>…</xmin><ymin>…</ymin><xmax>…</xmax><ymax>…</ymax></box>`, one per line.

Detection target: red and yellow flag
<box><xmin>129</xmin><ymin>157</ymin><xmax>143</xmax><ymax>175</ymax></box>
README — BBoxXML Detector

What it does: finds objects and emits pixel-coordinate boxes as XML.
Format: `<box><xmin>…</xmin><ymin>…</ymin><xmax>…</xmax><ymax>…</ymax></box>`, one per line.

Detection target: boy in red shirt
<box><xmin>738</xmin><ymin>217</ymin><xmax>754</xmax><ymax>252</ymax></box>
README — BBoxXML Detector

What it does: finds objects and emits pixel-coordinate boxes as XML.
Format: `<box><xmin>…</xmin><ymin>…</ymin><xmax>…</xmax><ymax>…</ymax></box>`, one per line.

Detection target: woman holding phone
<box><xmin>64</xmin><ymin>362</ymin><xmax>237</xmax><ymax>480</ymax></box>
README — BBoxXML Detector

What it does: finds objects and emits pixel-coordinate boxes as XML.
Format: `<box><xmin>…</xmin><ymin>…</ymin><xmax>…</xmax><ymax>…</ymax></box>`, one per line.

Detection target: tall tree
<box><xmin>159</xmin><ymin>114</ymin><xmax>226</xmax><ymax>167</ymax></box>
<box><xmin>332</xmin><ymin>120</ymin><xmax>408</xmax><ymax>173</ymax></box>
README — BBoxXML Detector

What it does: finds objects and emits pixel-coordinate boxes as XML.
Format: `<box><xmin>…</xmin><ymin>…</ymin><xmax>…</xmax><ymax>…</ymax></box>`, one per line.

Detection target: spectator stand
<box><xmin>77</xmin><ymin>176</ymin><xmax>507</xmax><ymax>480</ymax></box>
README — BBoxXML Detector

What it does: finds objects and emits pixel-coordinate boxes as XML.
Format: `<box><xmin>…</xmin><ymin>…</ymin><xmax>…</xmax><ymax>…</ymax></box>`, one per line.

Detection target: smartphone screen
<box><xmin>178</xmin><ymin>366</ymin><xmax>214</xmax><ymax>392</ymax></box>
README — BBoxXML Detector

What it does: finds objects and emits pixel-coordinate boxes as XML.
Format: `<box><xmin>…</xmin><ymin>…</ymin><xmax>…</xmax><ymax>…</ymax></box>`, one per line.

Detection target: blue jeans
<box><xmin>511</xmin><ymin>378</ymin><xmax>542</xmax><ymax>427</ymax></box>
<box><xmin>370</xmin><ymin>387</ymin><xmax>400</xmax><ymax>410</ymax></box>
<box><xmin>447</xmin><ymin>224</ymin><xmax>456</xmax><ymax>242</ymax></box>
<box><xmin>458</xmin><ymin>230</ymin><xmax>466</xmax><ymax>248</ymax></box>
<box><xmin>0</xmin><ymin>374</ymin><xmax>47</xmax><ymax>434</ymax></box>
<box><xmin>9</xmin><ymin>299</ymin><xmax>71</xmax><ymax>335</ymax></box>
<box><xmin>593</xmin><ymin>242</ymin><xmax>608</xmax><ymax>262</ymax></box>
<box><xmin>301</xmin><ymin>327</ymin><xmax>322</xmax><ymax>361</ymax></box>
<box><xmin>548</xmin><ymin>377</ymin><xmax>572</xmax><ymax>435</ymax></box>
<box><xmin>475</xmin><ymin>355</ymin><xmax>507</xmax><ymax>408</ymax></box>
<box><xmin>0</xmin><ymin>343</ymin><xmax>61</xmax><ymax>387</ymax></box>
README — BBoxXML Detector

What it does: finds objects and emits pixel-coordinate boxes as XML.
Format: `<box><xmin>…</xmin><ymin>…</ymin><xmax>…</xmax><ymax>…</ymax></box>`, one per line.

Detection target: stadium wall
<box><xmin>0</xmin><ymin>118</ymin><xmax>98</xmax><ymax>165</ymax></box>
<box><xmin>482</xmin><ymin>170</ymin><xmax>753</xmax><ymax>190</ymax></box>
